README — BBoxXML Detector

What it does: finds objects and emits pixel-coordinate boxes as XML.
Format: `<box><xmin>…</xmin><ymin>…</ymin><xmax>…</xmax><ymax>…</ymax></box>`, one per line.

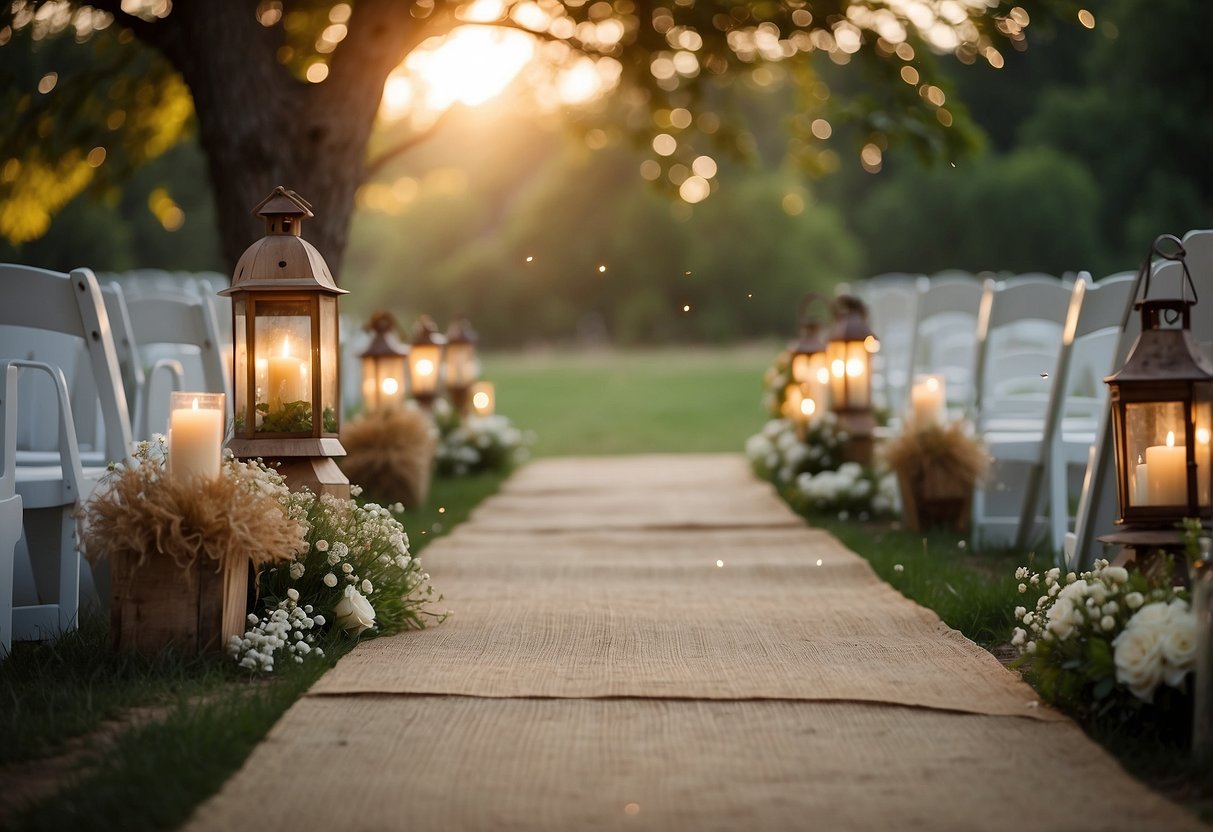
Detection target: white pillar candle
<box><xmin>1145</xmin><ymin>431</ymin><xmax>1187</xmax><ymax>505</ymax></box>
<box><xmin>1135</xmin><ymin>455</ymin><xmax>1149</xmax><ymax>506</ymax></box>
<box><xmin>910</xmin><ymin>375</ymin><xmax>946</xmax><ymax>428</ymax></box>
<box><xmin>1199</xmin><ymin>427</ymin><xmax>1211</xmax><ymax>506</ymax></box>
<box><xmin>169</xmin><ymin>393</ymin><xmax>224</xmax><ymax>483</ymax></box>
<box><xmin>267</xmin><ymin>338</ymin><xmax>306</xmax><ymax>412</ymax></box>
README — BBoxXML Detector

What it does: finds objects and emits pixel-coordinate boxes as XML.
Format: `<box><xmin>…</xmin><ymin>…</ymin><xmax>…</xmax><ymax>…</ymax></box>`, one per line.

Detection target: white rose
<box><xmin>1103</xmin><ymin>566</ymin><xmax>1129</xmax><ymax>585</ymax></box>
<box><xmin>1124</xmin><ymin>591</ymin><xmax>1144</xmax><ymax>610</ymax></box>
<box><xmin>289</xmin><ymin>561</ymin><xmax>305</xmax><ymax>580</ymax></box>
<box><xmin>334</xmin><ymin>585</ymin><xmax>376</xmax><ymax>636</ymax></box>
<box><xmin>1130</xmin><ymin>601</ymin><xmax>1169</xmax><ymax>628</ymax></box>
<box><xmin>1113</xmin><ymin>621</ymin><xmax>1164</xmax><ymax>702</ymax></box>
<box><xmin>1159</xmin><ymin>605</ymin><xmax>1197</xmax><ymax>687</ymax></box>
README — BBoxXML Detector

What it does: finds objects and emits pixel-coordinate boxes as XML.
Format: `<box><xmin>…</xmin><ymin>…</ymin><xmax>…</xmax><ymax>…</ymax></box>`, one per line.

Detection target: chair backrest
<box><xmin>0</xmin><ymin>363</ymin><xmax>16</xmax><ymax>500</ymax></box>
<box><xmin>100</xmin><ymin>282</ymin><xmax>145</xmax><ymax>431</ymax></box>
<box><xmin>122</xmin><ymin>285</ymin><xmax>231</xmax><ymax>434</ymax></box>
<box><xmin>908</xmin><ymin>275</ymin><xmax>988</xmax><ymax>414</ymax></box>
<box><xmin>0</xmin><ymin>265</ymin><xmax>132</xmax><ymax>464</ymax></box>
<box><xmin>972</xmin><ymin>277</ymin><xmax>1075</xmax><ymax>426</ymax></box>
<box><xmin>858</xmin><ymin>275</ymin><xmax>922</xmax><ymax>416</ymax></box>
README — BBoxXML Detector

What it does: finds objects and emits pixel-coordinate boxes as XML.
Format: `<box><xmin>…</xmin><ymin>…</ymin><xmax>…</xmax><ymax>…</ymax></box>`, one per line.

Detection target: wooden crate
<box><xmin>110</xmin><ymin>552</ymin><xmax>249</xmax><ymax>655</ymax></box>
<box><xmin>896</xmin><ymin>469</ymin><xmax>972</xmax><ymax>534</ymax></box>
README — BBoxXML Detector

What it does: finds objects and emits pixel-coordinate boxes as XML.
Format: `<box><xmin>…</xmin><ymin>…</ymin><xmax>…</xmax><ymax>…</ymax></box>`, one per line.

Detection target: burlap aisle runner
<box><xmin>184</xmin><ymin>454</ymin><xmax>1206</xmax><ymax>832</ymax></box>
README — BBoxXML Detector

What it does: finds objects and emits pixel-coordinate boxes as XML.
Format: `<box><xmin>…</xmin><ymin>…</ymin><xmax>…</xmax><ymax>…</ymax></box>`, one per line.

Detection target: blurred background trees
<box><xmin>1</xmin><ymin>0</ymin><xmax>1210</xmax><ymax>346</ymax></box>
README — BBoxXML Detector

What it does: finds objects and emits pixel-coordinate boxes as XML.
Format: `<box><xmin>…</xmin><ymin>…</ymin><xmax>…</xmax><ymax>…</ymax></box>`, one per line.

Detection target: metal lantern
<box><xmin>444</xmin><ymin>318</ymin><xmax>479</xmax><ymax>415</ymax></box>
<box><xmin>1105</xmin><ymin>236</ymin><xmax>1213</xmax><ymax>537</ymax></box>
<box><xmin>220</xmin><ymin>186</ymin><xmax>349</xmax><ymax>497</ymax></box>
<box><xmin>787</xmin><ymin>293</ymin><xmax>831</xmax><ymax>426</ymax></box>
<box><xmin>828</xmin><ymin>294</ymin><xmax>879</xmax><ymax>463</ymax></box>
<box><xmin>407</xmin><ymin>314</ymin><xmax>446</xmax><ymax>409</ymax></box>
<box><xmin>360</xmin><ymin>311</ymin><xmax>409</xmax><ymax>412</ymax></box>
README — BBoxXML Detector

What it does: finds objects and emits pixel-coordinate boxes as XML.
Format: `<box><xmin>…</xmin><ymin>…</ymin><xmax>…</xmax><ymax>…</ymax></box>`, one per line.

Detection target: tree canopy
<box><xmin>1</xmin><ymin>0</ymin><xmax>1070</xmax><ymax>274</ymax></box>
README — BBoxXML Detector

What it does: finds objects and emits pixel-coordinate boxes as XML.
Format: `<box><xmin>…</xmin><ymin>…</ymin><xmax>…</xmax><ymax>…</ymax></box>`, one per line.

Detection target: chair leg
<box><xmin>0</xmin><ymin>502</ymin><xmax>16</xmax><ymax>657</ymax></box>
<box><xmin>56</xmin><ymin>505</ymin><xmax>80</xmax><ymax>634</ymax></box>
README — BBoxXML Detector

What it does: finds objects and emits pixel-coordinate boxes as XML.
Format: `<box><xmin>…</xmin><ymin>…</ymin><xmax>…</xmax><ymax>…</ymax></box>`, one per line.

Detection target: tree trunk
<box><xmin>134</xmin><ymin>1</ymin><xmax>439</xmax><ymax>282</ymax></box>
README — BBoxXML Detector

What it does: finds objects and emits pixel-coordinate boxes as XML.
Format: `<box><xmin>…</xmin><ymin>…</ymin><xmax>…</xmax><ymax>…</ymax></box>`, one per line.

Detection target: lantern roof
<box><xmin>446</xmin><ymin>317</ymin><xmax>478</xmax><ymax>345</ymax></box>
<box><xmin>360</xmin><ymin>311</ymin><xmax>409</xmax><ymax>359</ymax></box>
<box><xmin>829</xmin><ymin>295</ymin><xmax>875</xmax><ymax>342</ymax></box>
<box><xmin>411</xmin><ymin>314</ymin><xmax>447</xmax><ymax>348</ymax></box>
<box><xmin>1106</xmin><ymin>299</ymin><xmax>1213</xmax><ymax>384</ymax></box>
<box><xmin>788</xmin><ymin>320</ymin><xmax>827</xmax><ymax>356</ymax></box>
<box><xmin>220</xmin><ymin>186</ymin><xmax>347</xmax><ymax>297</ymax></box>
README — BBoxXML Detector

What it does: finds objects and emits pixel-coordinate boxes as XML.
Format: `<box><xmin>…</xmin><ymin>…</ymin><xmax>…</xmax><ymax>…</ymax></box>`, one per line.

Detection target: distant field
<box><xmin>481</xmin><ymin>344</ymin><xmax>778</xmax><ymax>457</ymax></box>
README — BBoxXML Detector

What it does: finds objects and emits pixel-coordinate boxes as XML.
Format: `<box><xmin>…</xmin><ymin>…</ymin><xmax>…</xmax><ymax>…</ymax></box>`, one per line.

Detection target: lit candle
<box><xmin>1199</xmin><ymin>427</ymin><xmax>1211</xmax><ymax>506</ymax></box>
<box><xmin>169</xmin><ymin>392</ymin><xmax>224</xmax><ymax>483</ymax></box>
<box><xmin>266</xmin><ymin>337</ymin><xmax>306</xmax><ymax>412</ymax></box>
<box><xmin>470</xmin><ymin>381</ymin><xmax>495</xmax><ymax>416</ymax></box>
<box><xmin>910</xmin><ymin>375</ymin><xmax>946</xmax><ymax>428</ymax></box>
<box><xmin>783</xmin><ymin>383</ymin><xmax>804</xmax><ymax>422</ymax></box>
<box><xmin>1145</xmin><ymin>431</ymin><xmax>1187</xmax><ymax>505</ymax></box>
<box><xmin>1135</xmin><ymin>455</ymin><xmax>1148</xmax><ymax>506</ymax></box>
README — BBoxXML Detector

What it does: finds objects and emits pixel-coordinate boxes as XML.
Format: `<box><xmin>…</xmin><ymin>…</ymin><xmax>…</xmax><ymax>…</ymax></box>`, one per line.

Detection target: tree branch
<box><xmin>362</xmin><ymin>106</ymin><xmax>457</xmax><ymax>181</ymax></box>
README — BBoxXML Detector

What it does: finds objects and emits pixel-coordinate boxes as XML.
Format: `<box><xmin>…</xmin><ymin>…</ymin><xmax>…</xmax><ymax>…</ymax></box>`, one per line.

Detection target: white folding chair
<box><xmin>122</xmin><ymin>285</ymin><xmax>231</xmax><ymax>435</ymax></box>
<box><xmin>0</xmin><ymin>264</ymin><xmax>133</xmax><ymax>640</ymax></box>
<box><xmin>856</xmin><ymin>273</ymin><xmax>923</xmax><ymax>421</ymax></box>
<box><xmin>970</xmin><ymin>277</ymin><xmax>1077</xmax><ymax>548</ymax></box>
<box><xmin>1012</xmin><ymin>273</ymin><xmax>1138</xmax><ymax>555</ymax></box>
<box><xmin>907</xmin><ymin>275</ymin><xmax>988</xmax><ymax>418</ymax></box>
<box><xmin>0</xmin><ymin>363</ymin><xmax>25</xmax><ymax>656</ymax></box>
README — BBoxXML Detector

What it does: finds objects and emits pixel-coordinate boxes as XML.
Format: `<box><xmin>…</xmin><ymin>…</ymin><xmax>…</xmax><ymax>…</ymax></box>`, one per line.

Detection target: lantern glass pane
<box><xmin>845</xmin><ymin>341</ymin><xmax>870</xmax><ymax>409</ymax></box>
<box><xmin>782</xmin><ymin>382</ymin><xmax>803</xmax><ymax>422</ymax></box>
<box><xmin>470</xmin><ymin>381</ymin><xmax>495</xmax><ymax>416</ymax></box>
<box><xmin>253</xmin><ymin>299</ymin><xmax>312</xmax><ymax>433</ymax></box>
<box><xmin>319</xmin><ymin>298</ymin><xmax>339</xmax><ymax>434</ymax></box>
<box><xmin>1126</xmin><ymin>400</ymin><xmax>1186</xmax><ymax>507</ymax></box>
<box><xmin>233</xmin><ymin>298</ymin><xmax>249</xmax><ymax>435</ymax></box>
<box><xmin>791</xmin><ymin>353</ymin><xmax>811</xmax><ymax>383</ymax></box>
<box><xmin>807</xmin><ymin>353</ymin><xmax>830</xmax><ymax>412</ymax></box>
<box><xmin>362</xmin><ymin>354</ymin><xmax>406</xmax><ymax>412</ymax></box>
<box><xmin>445</xmin><ymin>342</ymin><xmax>478</xmax><ymax>389</ymax></box>
<box><xmin>409</xmin><ymin>344</ymin><xmax>442</xmax><ymax>396</ymax></box>
<box><xmin>827</xmin><ymin>341</ymin><xmax>847</xmax><ymax>406</ymax></box>
<box><xmin>1196</xmin><ymin>393</ymin><xmax>1213</xmax><ymax>509</ymax></box>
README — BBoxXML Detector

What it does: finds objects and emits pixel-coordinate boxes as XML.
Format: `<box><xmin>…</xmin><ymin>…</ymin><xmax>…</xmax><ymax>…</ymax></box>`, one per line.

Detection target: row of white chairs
<box><xmin>850</xmin><ymin>230</ymin><xmax>1213</xmax><ymax>565</ymax></box>
<box><xmin>0</xmin><ymin>264</ymin><xmax>231</xmax><ymax>655</ymax></box>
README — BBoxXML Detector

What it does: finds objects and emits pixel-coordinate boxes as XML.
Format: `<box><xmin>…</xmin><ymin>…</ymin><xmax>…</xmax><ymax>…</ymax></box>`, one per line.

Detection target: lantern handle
<box><xmin>796</xmin><ymin>292</ymin><xmax>831</xmax><ymax>328</ymax></box>
<box><xmin>1137</xmin><ymin>233</ymin><xmax>1196</xmax><ymax>308</ymax></box>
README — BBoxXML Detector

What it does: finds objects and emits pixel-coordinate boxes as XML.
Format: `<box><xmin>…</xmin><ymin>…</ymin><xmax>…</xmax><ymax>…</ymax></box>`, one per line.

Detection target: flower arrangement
<box><xmin>883</xmin><ymin>420</ymin><xmax>988</xmax><ymax>532</ymax></box>
<box><xmin>788</xmin><ymin>462</ymin><xmax>899</xmax><ymax>519</ymax></box>
<box><xmin>1012</xmin><ymin>556</ymin><xmax>1195</xmax><ymax>724</ymax></box>
<box><xmin>339</xmin><ymin>404</ymin><xmax>438</xmax><ymax>508</ymax></box>
<box><xmin>231</xmin><ymin>485</ymin><xmax>444</xmax><ymax>673</ymax></box>
<box><xmin>760</xmin><ymin>350</ymin><xmax>793</xmax><ymax>418</ymax></box>
<box><xmin>745</xmin><ymin>416</ymin><xmax>845</xmax><ymax>484</ymax></box>
<box><xmin>433</xmin><ymin>398</ymin><xmax>533</xmax><ymax>477</ymax></box>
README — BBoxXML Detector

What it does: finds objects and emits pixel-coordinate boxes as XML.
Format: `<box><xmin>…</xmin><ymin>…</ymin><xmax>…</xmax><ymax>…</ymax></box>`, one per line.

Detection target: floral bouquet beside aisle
<box><xmin>432</xmin><ymin>398</ymin><xmax>533</xmax><ymax>477</ymax></box>
<box><xmin>230</xmin><ymin>484</ymin><xmax>445</xmax><ymax>673</ymax></box>
<box><xmin>1011</xmin><ymin>557</ymin><xmax>1194</xmax><ymax>728</ymax></box>
<box><xmin>760</xmin><ymin>349</ymin><xmax>793</xmax><ymax>418</ymax></box>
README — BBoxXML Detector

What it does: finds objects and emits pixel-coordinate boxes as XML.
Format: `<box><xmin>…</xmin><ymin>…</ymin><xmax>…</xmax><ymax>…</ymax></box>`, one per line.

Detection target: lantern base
<box><xmin>266</xmin><ymin>456</ymin><xmax>350</xmax><ymax>499</ymax></box>
<box><xmin>836</xmin><ymin>411</ymin><xmax>876</xmax><ymax>466</ymax></box>
<box><xmin>448</xmin><ymin>386</ymin><xmax>470</xmax><ymax>418</ymax></box>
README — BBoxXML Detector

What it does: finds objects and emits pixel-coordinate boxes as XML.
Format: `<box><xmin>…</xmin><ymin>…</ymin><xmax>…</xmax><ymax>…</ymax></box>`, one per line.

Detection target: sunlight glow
<box><xmin>405</xmin><ymin>27</ymin><xmax>536</xmax><ymax>111</ymax></box>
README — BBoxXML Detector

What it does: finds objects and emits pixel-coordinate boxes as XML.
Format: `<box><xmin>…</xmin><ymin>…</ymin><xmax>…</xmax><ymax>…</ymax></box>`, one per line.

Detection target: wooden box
<box><xmin>896</xmin><ymin>469</ymin><xmax>972</xmax><ymax>533</ymax></box>
<box><xmin>110</xmin><ymin>552</ymin><xmax>249</xmax><ymax>655</ymax></box>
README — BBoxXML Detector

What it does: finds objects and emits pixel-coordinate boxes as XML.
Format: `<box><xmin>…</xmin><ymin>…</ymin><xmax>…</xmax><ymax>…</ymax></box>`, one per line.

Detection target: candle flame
<box><xmin>926</xmin><ymin>377</ymin><xmax>939</xmax><ymax>392</ymax></box>
<box><xmin>1199</xmin><ymin>428</ymin><xmax>1210</xmax><ymax>445</ymax></box>
<box><xmin>800</xmin><ymin>398</ymin><xmax>816</xmax><ymax>416</ymax></box>
<box><xmin>417</xmin><ymin>358</ymin><xmax>434</xmax><ymax>376</ymax></box>
<box><xmin>191</xmin><ymin>397</ymin><xmax>199</xmax><ymax>411</ymax></box>
<box><xmin>846</xmin><ymin>358</ymin><xmax>864</xmax><ymax>378</ymax></box>
<box><xmin>281</xmin><ymin>338</ymin><xmax>291</xmax><ymax>358</ymax></box>
<box><xmin>1167</xmin><ymin>430</ymin><xmax>1175</xmax><ymax>448</ymax></box>
<box><xmin>382</xmin><ymin>377</ymin><xmax>400</xmax><ymax>395</ymax></box>
<box><xmin>473</xmin><ymin>391</ymin><xmax>490</xmax><ymax>411</ymax></box>
<box><xmin>816</xmin><ymin>367</ymin><xmax>830</xmax><ymax>384</ymax></box>
<box><xmin>831</xmin><ymin>359</ymin><xmax>845</xmax><ymax>378</ymax></box>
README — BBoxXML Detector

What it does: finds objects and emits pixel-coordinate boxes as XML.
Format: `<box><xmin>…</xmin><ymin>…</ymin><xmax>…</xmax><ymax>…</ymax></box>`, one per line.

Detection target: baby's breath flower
<box><xmin>323</xmin><ymin>573</ymin><xmax>338</xmax><ymax>588</ymax></box>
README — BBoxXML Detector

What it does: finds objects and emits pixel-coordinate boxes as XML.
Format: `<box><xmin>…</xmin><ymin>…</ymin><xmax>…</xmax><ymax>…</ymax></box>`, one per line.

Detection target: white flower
<box><xmin>327</xmin><ymin>551</ymin><xmax>341</xmax><ymax>566</ymax></box>
<box><xmin>1103</xmin><ymin>566</ymin><xmax>1129</xmax><ymax>585</ymax></box>
<box><xmin>286</xmin><ymin>588</ymin><xmax>299</xmax><ymax>602</ymax></box>
<box><xmin>1046</xmin><ymin>598</ymin><xmax>1076</xmax><ymax>640</ymax></box>
<box><xmin>1100</xmin><ymin>615</ymin><xmax>1115</xmax><ymax>631</ymax></box>
<box><xmin>1018</xmin><ymin>583</ymin><xmax>1027</xmax><ymax>594</ymax></box>
<box><xmin>333</xmin><ymin>585</ymin><xmax>376</xmax><ymax>636</ymax></box>
<box><xmin>1160</xmin><ymin>601</ymin><xmax>1197</xmax><ymax>687</ymax></box>
<box><xmin>1011</xmin><ymin>627</ymin><xmax>1026</xmax><ymax>647</ymax></box>
<box><xmin>362</xmin><ymin>579</ymin><xmax>373</xmax><ymax>594</ymax></box>
<box><xmin>315</xmin><ymin>539</ymin><xmax>330</xmax><ymax>552</ymax></box>
<box><xmin>289</xmin><ymin>561</ymin><xmax>305</xmax><ymax>580</ymax></box>
<box><xmin>1014</xmin><ymin>606</ymin><xmax>1026</xmax><ymax>620</ymax></box>
<box><xmin>323</xmin><ymin>572</ymin><xmax>338</xmax><ymax>588</ymax></box>
<box><xmin>893</xmin><ymin>564</ymin><xmax>904</xmax><ymax>574</ymax></box>
<box><xmin>1113</xmin><ymin>621</ymin><xmax>1164</xmax><ymax>702</ymax></box>
<box><xmin>313</xmin><ymin>614</ymin><xmax>326</xmax><ymax>626</ymax></box>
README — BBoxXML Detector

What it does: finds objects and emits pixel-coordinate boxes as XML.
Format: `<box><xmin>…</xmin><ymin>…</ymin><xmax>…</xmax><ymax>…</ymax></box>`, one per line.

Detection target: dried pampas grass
<box><xmin>80</xmin><ymin>452</ymin><xmax>306</xmax><ymax>576</ymax></box>
<box><xmin>884</xmin><ymin>421</ymin><xmax>989</xmax><ymax>489</ymax></box>
<box><xmin>340</xmin><ymin>407</ymin><xmax>437</xmax><ymax>508</ymax></box>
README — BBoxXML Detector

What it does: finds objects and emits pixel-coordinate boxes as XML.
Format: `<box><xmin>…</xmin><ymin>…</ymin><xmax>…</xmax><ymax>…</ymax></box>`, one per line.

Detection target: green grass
<box><xmin>484</xmin><ymin>344</ymin><xmax>775</xmax><ymax>456</ymax></box>
<box><xmin>2</xmin><ymin>472</ymin><xmax>504</xmax><ymax>830</ymax></box>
